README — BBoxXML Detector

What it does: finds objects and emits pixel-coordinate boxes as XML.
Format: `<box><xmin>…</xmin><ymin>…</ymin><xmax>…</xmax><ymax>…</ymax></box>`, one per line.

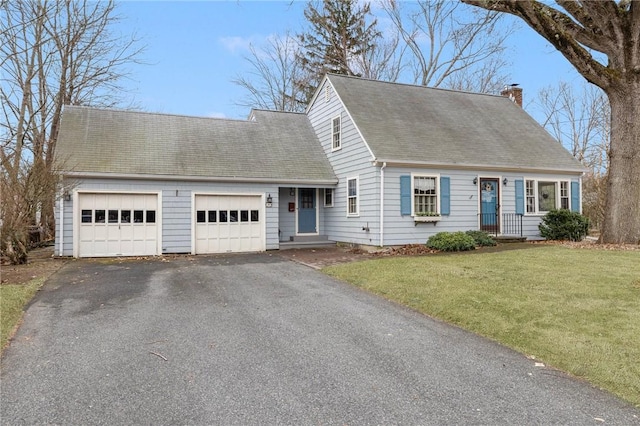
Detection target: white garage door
<box><xmin>78</xmin><ymin>193</ymin><xmax>158</xmax><ymax>257</ymax></box>
<box><xmin>195</xmin><ymin>195</ymin><xmax>264</xmax><ymax>254</ymax></box>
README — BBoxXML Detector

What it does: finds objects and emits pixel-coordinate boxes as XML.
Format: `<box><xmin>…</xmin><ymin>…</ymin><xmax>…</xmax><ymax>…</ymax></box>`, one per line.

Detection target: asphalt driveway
<box><xmin>2</xmin><ymin>254</ymin><xmax>638</xmax><ymax>425</ymax></box>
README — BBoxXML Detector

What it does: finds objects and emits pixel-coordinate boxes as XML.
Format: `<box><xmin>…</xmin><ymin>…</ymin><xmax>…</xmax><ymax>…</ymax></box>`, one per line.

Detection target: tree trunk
<box><xmin>600</xmin><ymin>81</ymin><xmax>640</xmax><ymax>244</ymax></box>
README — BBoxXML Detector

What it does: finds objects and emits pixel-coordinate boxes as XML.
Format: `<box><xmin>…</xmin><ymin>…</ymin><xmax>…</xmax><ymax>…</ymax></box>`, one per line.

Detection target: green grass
<box><xmin>324</xmin><ymin>245</ymin><xmax>640</xmax><ymax>407</ymax></box>
<box><xmin>1</xmin><ymin>277</ymin><xmax>46</xmax><ymax>350</ymax></box>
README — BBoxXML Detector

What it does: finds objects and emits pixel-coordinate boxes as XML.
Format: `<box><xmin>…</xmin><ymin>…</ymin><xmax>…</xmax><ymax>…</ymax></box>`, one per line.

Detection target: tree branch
<box><xmin>461</xmin><ymin>0</ymin><xmax>614</xmax><ymax>89</ymax></box>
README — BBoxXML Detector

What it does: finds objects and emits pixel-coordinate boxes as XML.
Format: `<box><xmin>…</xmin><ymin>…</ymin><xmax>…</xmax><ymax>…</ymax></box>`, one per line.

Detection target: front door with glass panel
<box><xmin>298</xmin><ymin>189</ymin><xmax>317</xmax><ymax>234</ymax></box>
<box><xmin>480</xmin><ymin>178</ymin><xmax>500</xmax><ymax>234</ymax></box>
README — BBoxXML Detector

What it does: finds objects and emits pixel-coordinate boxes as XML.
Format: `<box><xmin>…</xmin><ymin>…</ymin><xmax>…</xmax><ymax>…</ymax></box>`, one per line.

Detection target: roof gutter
<box><xmin>57</xmin><ymin>171</ymin><xmax>339</xmax><ymax>186</ymax></box>
<box><xmin>374</xmin><ymin>159</ymin><xmax>587</xmax><ymax>175</ymax></box>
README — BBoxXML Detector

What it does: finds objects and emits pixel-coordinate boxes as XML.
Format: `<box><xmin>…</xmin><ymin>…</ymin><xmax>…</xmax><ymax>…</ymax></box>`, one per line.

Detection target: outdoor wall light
<box><xmin>503</xmin><ymin>178</ymin><xmax>508</xmax><ymax>185</ymax></box>
<box><xmin>63</xmin><ymin>191</ymin><xmax>71</xmax><ymax>201</ymax></box>
<box><xmin>266</xmin><ymin>194</ymin><xmax>273</xmax><ymax>204</ymax></box>
<box><xmin>473</xmin><ymin>177</ymin><xmax>478</xmax><ymax>185</ymax></box>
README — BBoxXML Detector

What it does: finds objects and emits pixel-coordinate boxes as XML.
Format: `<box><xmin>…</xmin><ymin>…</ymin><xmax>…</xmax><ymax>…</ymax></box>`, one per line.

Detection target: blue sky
<box><xmin>115</xmin><ymin>1</ymin><xmax>586</xmax><ymax>122</ymax></box>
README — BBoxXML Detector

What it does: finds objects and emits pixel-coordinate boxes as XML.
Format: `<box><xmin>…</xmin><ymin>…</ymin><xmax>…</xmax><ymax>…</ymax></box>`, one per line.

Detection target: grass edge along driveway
<box><xmin>324</xmin><ymin>245</ymin><xmax>640</xmax><ymax>407</ymax></box>
<box><xmin>1</xmin><ymin>277</ymin><xmax>47</xmax><ymax>350</ymax></box>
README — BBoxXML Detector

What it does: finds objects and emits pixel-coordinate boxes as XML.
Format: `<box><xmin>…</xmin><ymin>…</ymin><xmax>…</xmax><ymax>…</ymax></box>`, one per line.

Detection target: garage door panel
<box><xmin>195</xmin><ymin>195</ymin><xmax>263</xmax><ymax>254</ymax></box>
<box><xmin>78</xmin><ymin>193</ymin><xmax>158</xmax><ymax>257</ymax></box>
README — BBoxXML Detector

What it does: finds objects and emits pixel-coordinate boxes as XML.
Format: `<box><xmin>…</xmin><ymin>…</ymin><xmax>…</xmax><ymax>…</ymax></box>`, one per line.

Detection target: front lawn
<box><xmin>324</xmin><ymin>245</ymin><xmax>640</xmax><ymax>407</ymax></box>
<box><xmin>1</xmin><ymin>277</ymin><xmax>46</xmax><ymax>350</ymax></box>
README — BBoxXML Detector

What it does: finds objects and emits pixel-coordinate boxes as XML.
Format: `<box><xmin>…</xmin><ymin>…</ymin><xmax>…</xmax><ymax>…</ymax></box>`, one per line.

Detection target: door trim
<box><xmin>477</xmin><ymin>177</ymin><xmax>503</xmax><ymax>234</ymax></box>
<box><xmin>295</xmin><ymin>188</ymin><xmax>319</xmax><ymax>236</ymax></box>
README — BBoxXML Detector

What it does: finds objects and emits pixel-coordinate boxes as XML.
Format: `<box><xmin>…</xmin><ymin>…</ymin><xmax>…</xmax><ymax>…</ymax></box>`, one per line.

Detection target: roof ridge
<box><xmin>326</xmin><ymin>73</ymin><xmax>508</xmax><ymax>99</ymax></box>
<box><xmin>251</xmin><ymin>108</ymin><xmax>306</xmax><ymax>116</ymax></box>
<box><xmin>63</xmin><ymin>105</ymin><xmax>252</xmax><ymax>123</ymax></box>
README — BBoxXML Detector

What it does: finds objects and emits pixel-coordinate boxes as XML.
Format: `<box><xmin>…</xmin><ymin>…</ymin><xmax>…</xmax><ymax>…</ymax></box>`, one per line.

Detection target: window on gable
<box><xmin>413</xmin><ymin>176</ymin><xmax>438</xmax><ymax>215</ymax></box>
<box><xmin>324</xmin><ymin>188</ymin><xmax>334</xmax><ymax>207</ymax></box>
<box><xmin>347</xmin><ymin>177</ymin><xmax>358</xmax><ymax>216</ymax></box>
<box><xmin>525</xmin><ymin>179</ymin><xmax>570</xmax><ymax>214</ymax></box>
<box><xmin>332</xmin><ymin>116</ymin><xmax>341</xmax><ymax>151</ymax></box>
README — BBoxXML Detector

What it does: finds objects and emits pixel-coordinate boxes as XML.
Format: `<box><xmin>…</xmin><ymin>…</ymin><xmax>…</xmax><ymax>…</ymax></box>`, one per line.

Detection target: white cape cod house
<box><xmin>54</xmin><ymin>74</ymin><xmax>584</xmax><ymax>257</ymax></box>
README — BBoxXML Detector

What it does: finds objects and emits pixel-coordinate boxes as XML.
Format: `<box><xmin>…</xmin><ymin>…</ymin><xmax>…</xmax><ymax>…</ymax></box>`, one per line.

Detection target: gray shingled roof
<box><xmin>55</xmin><ymin>107</ymin><xmax>337</xmax><ymax>183</ymax></box>
<box><xmin>327</xmin><ymin>74</ymin><xmax>584</xmax><ymax>172</ymax></box>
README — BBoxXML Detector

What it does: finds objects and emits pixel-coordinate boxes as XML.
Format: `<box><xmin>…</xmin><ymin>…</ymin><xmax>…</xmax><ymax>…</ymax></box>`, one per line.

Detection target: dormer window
<box><xmin>332</xmin><ymin>116</ymin><xmax>341</xmax><ymax>151</ymax></box>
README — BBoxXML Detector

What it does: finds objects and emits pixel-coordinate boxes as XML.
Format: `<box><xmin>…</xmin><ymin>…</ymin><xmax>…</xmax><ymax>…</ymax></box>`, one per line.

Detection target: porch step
<box><xmin>279</xmin><ymin>235</ymin><xmax>335</xmax><ymax>250</ymax></box>
<box><xmin>494</xmin><ymin>236</ymin><xmax>527</xmax><ymax>243</ymax></box>
<box><xmin>289</xmin><ymin>235</ymin><xmax>330</xmax><ymax>243</ymax></box>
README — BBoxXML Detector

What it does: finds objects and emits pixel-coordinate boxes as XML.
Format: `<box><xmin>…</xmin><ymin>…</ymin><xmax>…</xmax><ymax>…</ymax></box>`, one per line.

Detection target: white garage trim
<box><xmin>73</xmin><ymin>190</ymin><xmax>162</xmax><ymax>258</ymax></box>
<box><xmin>191</xmin><ymin>192</ymin><xmax>266</xmax><ymax>254</ymax></box>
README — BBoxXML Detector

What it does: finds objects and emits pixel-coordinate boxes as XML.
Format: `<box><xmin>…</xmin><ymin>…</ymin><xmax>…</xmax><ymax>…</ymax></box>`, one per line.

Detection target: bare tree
<box><xmin>233</xmin><ymin>33</ymin><xmax>308</xmax><ymax>113</ymax></box>
<box><xmin>461</xmin><ymin>0</ymin><xmax>640</xmax><ymax>245</ymax></box>
<box><xmin>537</xmin><ymin>81</ymin><xmax>610</xmax><ymax>172</ymax></box>
<box><xmin>536</xmin><ymin>81</ymin><xmax>610</xmax><ymax>230</ymax></box>
<box><xmin>1</xmin><ymin>0</ymin><xmax>143</xmax><ymax>263</ymax></box>
<box><xmin>382</xmin><ymin>0</ymin><xmax>515</xmax><ymax>93</ymax></box>
<box><xmin>352</xmin><ymin>28</ymin><xmax>406</xmax><ymax>81</ymax></box>
<box><xmin>235</xmin><ymin>0</ymin><xmax>402</xmax><ymax>111</ymax></box>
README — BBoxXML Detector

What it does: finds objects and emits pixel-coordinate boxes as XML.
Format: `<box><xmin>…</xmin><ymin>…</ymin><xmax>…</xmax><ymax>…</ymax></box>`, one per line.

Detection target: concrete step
<box><xmin>494</xmin><ymin>236</ymin><xmax>527</xmax><ymax>243</ymax></box>
<box><xmin>279</xmin><ymin>240</ymin><xmax>336</xmax><ymax>250</ymax></box>
<box><xmin>288</xmin><ymin>235</ymin><xmax>330</xmax><ymax>243</ymax></box>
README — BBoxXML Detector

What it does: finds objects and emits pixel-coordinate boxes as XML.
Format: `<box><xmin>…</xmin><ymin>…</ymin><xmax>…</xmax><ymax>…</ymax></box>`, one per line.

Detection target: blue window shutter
<box><xmin>440</xmin><ymin>176</ymin><xmax>450</xmax><ymax>215</ymax></box>
<box><xmin>515</xmin><ymin>179</ymin><xmax>524</xmax><ymax>215</ymax></box>
<box><xmin>571</xmin><ymin>181</ymin><xmax>580</xmax><ymax>212</ymax></box>
<box><xmin>400</xmin><ymin>175</ymin><xmax>411</xmax><ymax>215</ymax></box>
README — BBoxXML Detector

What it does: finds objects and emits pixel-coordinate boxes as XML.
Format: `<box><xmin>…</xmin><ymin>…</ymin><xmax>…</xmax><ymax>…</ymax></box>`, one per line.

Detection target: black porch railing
<box><xmin>478</xmin><ymin>213</ymin><xmax>523</xmax><ymax>237</ymax></box>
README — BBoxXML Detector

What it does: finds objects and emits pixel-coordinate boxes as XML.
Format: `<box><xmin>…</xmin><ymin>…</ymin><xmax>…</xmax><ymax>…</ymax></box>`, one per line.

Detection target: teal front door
<box><xmin>480</xmin><ymin>178</ymin><xmax>500</xmax><ymax>234</ymax></box>
<box><xmin>298</xmin><ymin>189</ymin><xmax>317</xmax><ymax>234</ymax></box>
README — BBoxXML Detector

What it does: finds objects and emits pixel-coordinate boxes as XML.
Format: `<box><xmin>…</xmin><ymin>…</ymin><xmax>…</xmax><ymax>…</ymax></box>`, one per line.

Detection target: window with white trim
<box><xmin>332</xmin><ymin>116</ymin><xmax>341</xmax><ymax>150</ymax></box>
<box><xmin>560</xmin><ymin>181</ymin><xmax>570</xmax><ymax>210</ymax></box>
<box><xmin>347</xmin><ymin>177</ymin><xmax>358</xmax><ymax>216</ymax></box>
<box><xmin>413</xmin><ymin>175</ymin><xmax>438</xmax><ymax>215</ymax></box>
<box><xmin>324</xmin><ymin>188</ymin><xmax>333</xmax><ymax>207</ymax></box>
<box><xmin>526</xmin><ymin>180</ymin><xmax>535</xmax><ymax>213</ymax></box>
<box><xmin>525</xmin><ymin>179</ymin><xmax>570</xmax><ymax>214</ymax></box>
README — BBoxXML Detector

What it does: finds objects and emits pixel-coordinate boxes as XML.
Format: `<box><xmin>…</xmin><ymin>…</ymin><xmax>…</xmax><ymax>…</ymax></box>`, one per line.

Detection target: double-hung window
<box><xmin>525</xmin><ymin>179</ymin><xmax>570</xmax><ymax>214</ymax></box>
<box><xmin>332</xmin><ymin>116</ymin><xmax>341</xmax><ymax>151</ymax></box>
<box><xmin>347</xmin><ymin>177</ymin><xmax>358</xmax><ymax>216</ymax></box>
<box><xmin>560</xmin><ymin>181</ymin><xmax>570</xmax><ymax>209</ymax></box>
<box><xmin>324</xmin><ymin>188</ymin><xmax>334</xmax><ymax>207</ymax></box>
<box><xmin>413</xmin><ymin>175</ymin><xmax>438</xmax><ymax>215</ymax></box>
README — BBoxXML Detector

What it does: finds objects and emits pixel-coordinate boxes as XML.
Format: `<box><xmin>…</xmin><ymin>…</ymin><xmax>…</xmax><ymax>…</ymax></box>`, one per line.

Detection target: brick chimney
<box><xmin>501</xmin><ymin>84</ymin><xmax>523</xmax><ymax>107</ymax></box>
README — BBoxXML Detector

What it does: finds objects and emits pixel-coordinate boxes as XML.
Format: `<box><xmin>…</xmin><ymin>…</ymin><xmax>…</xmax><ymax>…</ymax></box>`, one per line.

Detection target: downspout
<box><xmin>59</xmin><ymin>188</ymin><xmax>64</xmax><ymax>256</ymax></box>
<box><xmin>380</xmin><ymin>162</ymin><xmax>387</xmax><ymax>247</ymax></box>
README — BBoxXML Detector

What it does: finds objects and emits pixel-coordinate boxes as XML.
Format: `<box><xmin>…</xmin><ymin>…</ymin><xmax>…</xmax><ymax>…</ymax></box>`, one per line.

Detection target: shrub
<box><xmin>465</xmin><ymin>230</ymin><xmax>496</xmax><ymax>247</ymax></box>
<box><xmin>426</xmin><ymin>232</ymin><xmax>476</xmax><ymax>252</ymax></box>
<box><xmin>539</xmin><ymin>209</ymin><xmax>589</xmax><ymax>241</ymax></box>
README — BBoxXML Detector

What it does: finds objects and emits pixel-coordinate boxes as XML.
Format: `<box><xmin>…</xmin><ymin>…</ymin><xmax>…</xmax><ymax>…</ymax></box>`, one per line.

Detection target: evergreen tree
<box><xmin>297</xmin><ymin>0</ymin><xmax>380</xmax><ymax>101</ymax></box>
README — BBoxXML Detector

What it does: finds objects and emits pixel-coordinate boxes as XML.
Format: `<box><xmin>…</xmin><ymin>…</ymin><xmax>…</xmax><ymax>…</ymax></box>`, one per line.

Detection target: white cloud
<box><xmin>218</xmin><ymin>35</ymin><xmax>256</xmax><ymax>54</ymax></box>
<box><xmin>206</xmin><ymin>111</ymin><xmax>227</xmax><ymax>119</ymax></box>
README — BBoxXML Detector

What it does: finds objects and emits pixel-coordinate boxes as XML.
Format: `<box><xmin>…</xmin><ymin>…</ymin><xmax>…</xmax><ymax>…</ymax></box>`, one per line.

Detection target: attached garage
<box><xmin>77</xmin><ymin>192</ymin><xmax>160</xmax><ymax>257</ymax></box>
<box><xmin>194</xmin><ymin>194</ymin><xmax>264</xmax><ymax>254</ymax></box>
<box><xmin>55</xmin><ymin>107</ymin><xmax>338</xmax><ymax>258</ymax></box>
